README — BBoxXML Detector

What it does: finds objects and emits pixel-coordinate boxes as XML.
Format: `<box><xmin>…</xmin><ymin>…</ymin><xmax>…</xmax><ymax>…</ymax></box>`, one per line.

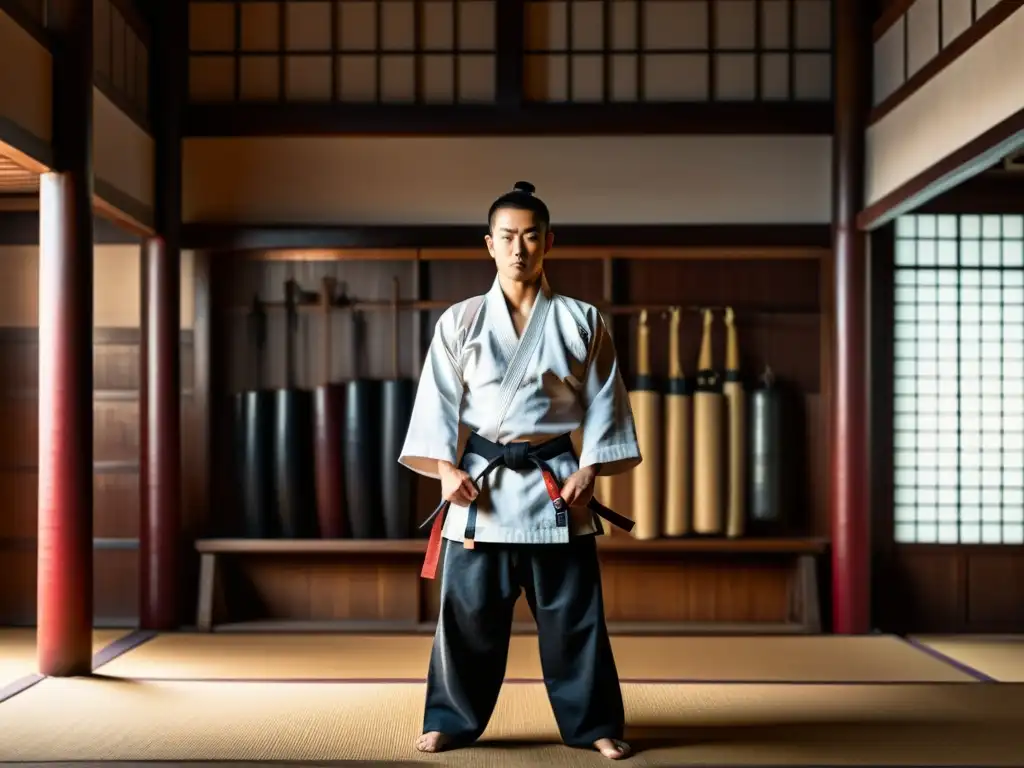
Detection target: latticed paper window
<box><xmin>186</xmin><ymin>0</ymin><xmax>833</xmax><ymax>104</ymax></box>
<box><xmin>524</xmin><ymin>0</ymin><xmax>832</xmax><ymax>102</ymax></box>
<box><xmin>893</xmin><ymin>214</ymin><xmax>1024</xmax><ymax>545</ymax></box>
<box><xmin>188</xmin><ymin>0</ymin><xmax>497</xmax><ymax>103</ymax></box>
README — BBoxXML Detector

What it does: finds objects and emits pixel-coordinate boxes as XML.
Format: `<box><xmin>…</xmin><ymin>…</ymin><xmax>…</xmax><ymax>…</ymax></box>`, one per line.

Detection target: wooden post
<box><xmin>831</xmin><ymin>0</ymin><xmax>872</xmax><ymax>634</ymax></box>
<box><xmin>139</xmin><ymin>0</ymin><xmax>187</xmax><ymax>629</ymax></box>
<box><xmin>140</xmin><ymin>237</ymin><xmax>181</xmax><ymax>629</ymax></box>
<box><xmin>37</xmin><ymin>0</ymin><xmax>94</xmax><ymax>676</ymax></box>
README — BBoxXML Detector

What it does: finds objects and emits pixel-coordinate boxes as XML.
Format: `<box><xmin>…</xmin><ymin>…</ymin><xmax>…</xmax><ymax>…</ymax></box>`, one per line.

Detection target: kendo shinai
<box><xmin>398</xmin><ymin>182</ymin><xmax>642</xmax><ymax>760</ymax></box>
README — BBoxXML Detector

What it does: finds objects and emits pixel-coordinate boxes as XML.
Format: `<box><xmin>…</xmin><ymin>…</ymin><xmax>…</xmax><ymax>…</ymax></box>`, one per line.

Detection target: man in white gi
<box><xmin>399</xmin><ymin>182</ymin><xmax>642</xmax><ymax>760</ymax></box>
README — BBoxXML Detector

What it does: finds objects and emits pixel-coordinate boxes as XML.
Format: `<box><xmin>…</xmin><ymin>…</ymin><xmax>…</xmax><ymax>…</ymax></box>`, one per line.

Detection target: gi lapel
<box><xmin>480</xmin><ymin>274</ymin><xmax>553</xmax><ymax>441</ymax></box>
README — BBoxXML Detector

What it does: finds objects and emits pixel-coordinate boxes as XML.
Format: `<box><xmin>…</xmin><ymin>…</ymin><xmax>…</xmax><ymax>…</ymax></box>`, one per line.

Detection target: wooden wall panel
<box><xmin>0</xmin><ymin>243</ymin><xmax>196</xmax><ymax>627</ymax></box>
<box><xmin>0</xmin><ymin>397</ymin><xmax>36</xmax><ymax>468</ymax></box>
<box><xmin>94</xmin><ymin>472</ymin><xmax>140</xmax><ymax>539</ymax></box>
<box><xmin>210</xmin><ymin>250</ymin><xmax>827</xmax><ymax>547</ymax></box>
<box><xmin>94</xmin><ymin>400</ymin><xmax>139</xmax><ymax>463</ymax></box>
<box><xmin>219</xmin><ymin>257</ymin><xmax>420</xmax><ymax>390</ymax></box>
<box><xmin>0</xmin><ymin>470</ymin><xmax>35</xmax><ymax>538</ymax></box>
<box><xmin>0</xmin><ymin>548</ymin><xmax>35</xmax><ymax>625</ymax></box>
<box><xmin>93</xmin><ymin>548</ymin><xmax>140</xmax><ymax>623</ymax></box>
<box><xmin>876</xmin><ymin>548</ymin><xmax>1024</xmax><ymax>634</ymax></box>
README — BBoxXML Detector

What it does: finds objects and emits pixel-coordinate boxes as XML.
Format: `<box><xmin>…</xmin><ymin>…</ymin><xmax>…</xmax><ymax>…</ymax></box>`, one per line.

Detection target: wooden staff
<box><xmin>629</xmin><ymin>309</ymin><xmax>661</xmax><ymax>540</ymax></box>
<box><xmin>724</xmin><ymin>307</ymin><xmax>746</xmax><ymax>538</ymax></box>
<box><xmin>663</xmin><ymin>307</ymin><xmax>692</xmax><ymax>537</ymax></box>
<box><xmin>692</xmin><ymin>308</ymin><xmax>724</xmax><ymax>535</ymax></box>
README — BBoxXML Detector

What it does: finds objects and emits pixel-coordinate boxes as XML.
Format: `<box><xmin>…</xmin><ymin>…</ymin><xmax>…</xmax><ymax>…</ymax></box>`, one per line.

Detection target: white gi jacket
<box><xmin>399</xmin><ymin>273</ymin><xmax>642</xmax><ymax>544</ymax></box>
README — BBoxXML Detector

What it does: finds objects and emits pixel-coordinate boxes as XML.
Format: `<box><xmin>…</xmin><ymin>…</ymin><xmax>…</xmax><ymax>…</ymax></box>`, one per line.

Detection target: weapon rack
<box><xmin>196</xmin><ymin>245</ymin><xmax>832</xmax><ymax>635</ymax></box>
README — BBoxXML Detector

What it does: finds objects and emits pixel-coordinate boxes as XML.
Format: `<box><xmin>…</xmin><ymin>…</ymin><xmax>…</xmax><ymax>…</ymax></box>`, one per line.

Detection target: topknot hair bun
<box><xmin>512</xmin><ymin>181</ymin><xmax>536</xmax><ymax>195</ymax></box>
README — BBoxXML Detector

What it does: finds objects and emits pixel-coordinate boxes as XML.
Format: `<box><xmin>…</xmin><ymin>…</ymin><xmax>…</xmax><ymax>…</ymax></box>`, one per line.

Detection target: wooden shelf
<box><xmin>196</xmin><ymin>535</ymin><xmax>828</xmax><ymax>556</ymax></box>
<box><xmin>196</xmin><ymin>538</ymin><xmax>429</xmax><ymax>555</ymax></box>
<box><xmin>194</xmin><ymin>534</ymin><xmax>827</xmax><ymax>636</ymax></box>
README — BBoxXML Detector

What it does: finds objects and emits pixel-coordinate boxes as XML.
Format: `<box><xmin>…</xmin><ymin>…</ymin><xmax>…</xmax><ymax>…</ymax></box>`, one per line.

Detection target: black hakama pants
<box><xmin>422</xmin><ymin>532</ymin><xmax>625</xmax><ymax>747</ymax></box>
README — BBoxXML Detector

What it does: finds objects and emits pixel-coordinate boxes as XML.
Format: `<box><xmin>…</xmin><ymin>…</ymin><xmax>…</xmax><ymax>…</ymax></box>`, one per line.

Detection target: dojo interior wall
<box><xmin>182</xmin><ymin>135</ymin><xmax>832</xmax><ymax>226</ymax></box>
<box><xmin>206</xmin><ymin>249</ymin><xmax>829</xmax><ymax>628</ymax></box>
<box><xmin>0</xmin><ymin>8</ymin><xmax>51</xmax><ymax>155</ymax></box>
<box><xmin>871</xmin><ymin>168</ymin><xmax>1024</xmax><ymax>634</ymax></box>
<box><xmin>0</xmin><ymin>238</ymin><xmax>196</xmax><ymax>627</ymax></box>
<box><xmin>866</xmin><ymin>1</ymin><xmax>1024</xmax><ymax>208</ymax></box>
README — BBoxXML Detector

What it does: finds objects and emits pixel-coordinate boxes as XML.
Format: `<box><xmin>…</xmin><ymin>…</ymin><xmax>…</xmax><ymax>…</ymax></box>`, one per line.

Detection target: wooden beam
<box><xmin>0</xmin><ymin>211</ymin><xmax>143</xmax><ymax>244</ymax></box>
<box><xmin>138</xmin><ymin>0</ymin><xmax>187</xmax><ymax>631</ymax></box>
<box><xmin>858</xmin><ymin>106</ymin><xmax>1024</xmax><ymax>231</ymax></box>
<box><xmin>140</xmin><ymin>237</ymin><xmax>181</xmax><ymax>630</ymax></box>
<box><xmin>183</xmin><ymin>102</ymin><xmax>833</xmax><ymax>138</ymax></box>
<box><xmin>180</xmin><ymin>223</ymin><xmax>833</xmax><ymax>252</ymax></box>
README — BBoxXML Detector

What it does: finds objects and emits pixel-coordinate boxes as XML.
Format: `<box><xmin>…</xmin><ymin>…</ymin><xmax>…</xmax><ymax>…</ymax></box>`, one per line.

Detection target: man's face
<box><xmin>485</xmin><ymin>207</ymin><xmax>554</xmax><ymax>282</ymax></box>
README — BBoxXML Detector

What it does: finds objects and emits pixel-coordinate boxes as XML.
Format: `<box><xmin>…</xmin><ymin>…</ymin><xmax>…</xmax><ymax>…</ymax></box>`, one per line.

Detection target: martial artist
<box><xmin>399</xmin><ymin>181</ymin><xmax>642</xmax><ymax>760</ymax></box>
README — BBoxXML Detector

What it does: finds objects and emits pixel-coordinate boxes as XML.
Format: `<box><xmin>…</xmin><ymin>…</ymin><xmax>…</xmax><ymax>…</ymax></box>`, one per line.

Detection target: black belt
<box><xmin>419</xmin><ymin>432</ymin><xmax>635</xmax><ymax>547</ymax></box>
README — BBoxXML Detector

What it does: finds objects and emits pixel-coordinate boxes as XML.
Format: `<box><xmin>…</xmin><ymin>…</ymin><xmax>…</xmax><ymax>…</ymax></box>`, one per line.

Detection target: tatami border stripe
<box><xmin>0</xmin><ymin>673</ymin><xmax>44</xmax><ymax>704</ymax></box>
<box><xmin>898</xmin><ymin>636</ymin><xmax>999</xmax><ymax>683</ymax></box>
<box><xmin>0</xmin><ymin>629</ymin><xmax>157</xmax><ymax>705</ymax></box>
<box><xmin>0</xmin><ymin>764</ymin><xmax>992</xmax><ymax>768</ymax></box>
<box><xmin>91</xmin><ymin>630</ymin><xmax>159</xmax><ymax>672</ymax></box>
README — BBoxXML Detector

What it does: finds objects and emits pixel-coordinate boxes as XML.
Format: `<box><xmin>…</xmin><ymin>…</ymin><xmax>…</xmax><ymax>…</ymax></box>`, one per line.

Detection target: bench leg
<box><xmin>798</xmin><ymin>554</ymin><xmax>822</xmax><ymax>633</ymax></box>
<box><xmin>196</xmin><ymin>553</ymin><xmax>218</xmax><ymax>632</ymax></box>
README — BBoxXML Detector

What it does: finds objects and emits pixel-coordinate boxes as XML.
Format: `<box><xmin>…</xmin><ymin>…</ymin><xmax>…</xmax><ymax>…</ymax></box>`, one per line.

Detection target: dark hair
<box><xmin>487</xmin><ymin>181</ymin><xmax>551</xmax><ymax>232</ymax></box>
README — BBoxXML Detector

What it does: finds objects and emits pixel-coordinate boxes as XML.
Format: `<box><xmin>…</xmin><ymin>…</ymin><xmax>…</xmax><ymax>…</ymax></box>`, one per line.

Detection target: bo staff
<box><xmin>313</xmin><ymin>276</ymin><xmax>347</xmax><ymax>538</ymax></box>
<box><xmin>692</xmin><ymin>308</ymin><xmax>724</xmax><ymax>535</ymax></box>
<box><xmin>724</xmin><ymin>307</ymin><xmax>747</xmax><ymax>538</ymax></box>
<box><xmin>380</xmin><ymin>277</ymin><xmax>415</xmax><ymax>539</ymax></box>
<box><xmin>663</xmin><ymin>307</ymin><xmax>692</xmax><ymax>537</ymax></box>
<box><xmin>629</xmin><ymin>310</ymin><xmax>660</xmax><ymax>540</ymax></box>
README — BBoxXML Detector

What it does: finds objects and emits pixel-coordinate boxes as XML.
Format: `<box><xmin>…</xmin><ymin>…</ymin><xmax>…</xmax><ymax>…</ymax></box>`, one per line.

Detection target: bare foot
<box><xmin>415</xmin><ymin>731</ymin><xmax>452</xmax><ymax>753</ymax></box>
<box><xmin>594</xmin><ymin>737</ymin><xmax>631</xmax><ymax>759</ymax></box>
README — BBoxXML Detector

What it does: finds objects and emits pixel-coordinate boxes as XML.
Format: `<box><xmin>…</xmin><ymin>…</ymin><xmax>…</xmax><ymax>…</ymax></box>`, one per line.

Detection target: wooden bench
<box><xmin>195</xmin><ymin>535</ymin><xmax>827</xmax><ymax>634</ymax></box>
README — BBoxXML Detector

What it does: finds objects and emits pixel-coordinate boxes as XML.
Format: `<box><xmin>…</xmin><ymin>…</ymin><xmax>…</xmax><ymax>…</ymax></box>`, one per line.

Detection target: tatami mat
<box><xmin>95</xmin><ymin>632</ymin><xmax>979</xmax><ymax>683</ymax></box>
<box><xmin>1</xmin><ymin>677</ymin><xmax>1022</xmax><ymax>765</ymax></box>
<box><xmin>0</xmin><ymin>628</ymin><xmax>129</xmax><ymax>684</ymax></box>
<box><xmin>912</xmin><ymin>635</ymin><xmax>1024</xmax><ymax>682</ymax></box>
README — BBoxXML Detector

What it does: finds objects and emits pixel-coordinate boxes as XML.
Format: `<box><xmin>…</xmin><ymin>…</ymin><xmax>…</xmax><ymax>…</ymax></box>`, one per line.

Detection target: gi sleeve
<box><xmin>398</xmin><ymin>309</ymin><xmax>466</xmax><ymax>479</ymax></box>
<box><xmin>577</xmin><ymin>311</ymin><xmax>642</xmax><ymax>476</ymax></box>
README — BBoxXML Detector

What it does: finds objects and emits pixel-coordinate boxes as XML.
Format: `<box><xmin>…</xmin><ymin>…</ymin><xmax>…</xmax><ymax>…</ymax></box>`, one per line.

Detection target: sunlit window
<box><xmin>892</xmin><ymin>214</ymin><xmax>1024</xmax><ymax>544</ymax></box>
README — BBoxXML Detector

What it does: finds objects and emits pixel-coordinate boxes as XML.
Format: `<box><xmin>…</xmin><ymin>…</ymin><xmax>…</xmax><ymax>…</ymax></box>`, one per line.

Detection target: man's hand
<box><xmin>439</xmin><ymin>460</ymin><xmax>478</xmax><ymax>506</ymax></box>
<box><xmin>560</xmin><ymin>465</ymin><xmax>598</xmax><ymax>508</ymax></box>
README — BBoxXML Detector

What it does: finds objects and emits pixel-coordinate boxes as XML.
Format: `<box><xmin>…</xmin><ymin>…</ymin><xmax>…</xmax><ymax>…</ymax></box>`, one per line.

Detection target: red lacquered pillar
<box><xmin>140</xmin><ymin>238</ymin><xmax>181</xmax><ymax>629</ymax></box>
<box><xmin>831</xmin><ymin>0</ymin><xmax>871</xmax><ymax>634</ymax></box>
<box><xmin>37</xmin><ymin>0</ymin><xmax>94</xmax><ymax>677</ymax></box>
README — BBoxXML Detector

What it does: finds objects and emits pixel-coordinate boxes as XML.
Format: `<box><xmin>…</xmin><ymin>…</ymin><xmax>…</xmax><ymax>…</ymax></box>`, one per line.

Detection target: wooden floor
<box><xmin>1</xmin><ymin>629</ymin><xmax>1023</xmax><ymax>765</ymax></box>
